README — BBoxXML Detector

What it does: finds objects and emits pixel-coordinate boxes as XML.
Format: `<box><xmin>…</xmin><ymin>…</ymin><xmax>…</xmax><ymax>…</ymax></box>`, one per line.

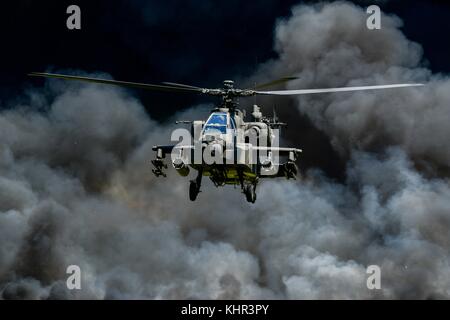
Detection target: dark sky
<box><xmin>2</xmin><ymin>0</ymin><xmax>450</xmax><ymax>119</ymax></box>
<box><xmin>1</xmin><ymin>0</ymin><xmax>450</xmax><ymax>180</ymax></box>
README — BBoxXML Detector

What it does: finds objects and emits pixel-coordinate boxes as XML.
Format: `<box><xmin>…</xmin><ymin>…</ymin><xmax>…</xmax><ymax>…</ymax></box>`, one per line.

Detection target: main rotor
<box><xmin>210</xmin><ymin>80</ymin><xmax>255</xmax><ymax>111</ymax></box>
<box><xmin>28</xmin><ymin>72</ymin><xmax>424</xmax><ymax>113</ymax></box>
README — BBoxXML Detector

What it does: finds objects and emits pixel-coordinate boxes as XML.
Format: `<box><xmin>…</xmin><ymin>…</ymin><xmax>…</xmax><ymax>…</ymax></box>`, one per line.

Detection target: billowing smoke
<box><xmin>1</xmin><ymin>1</ymin><xmax>450</xmax><ymax>299</ymax></box>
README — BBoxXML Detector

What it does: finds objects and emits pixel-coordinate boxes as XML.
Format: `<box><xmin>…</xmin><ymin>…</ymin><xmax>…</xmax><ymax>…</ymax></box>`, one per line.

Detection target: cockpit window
<box><xmin>203</xmin><ymin>113</ymin><xmax>228</xmax><ymax>134</ymax></box>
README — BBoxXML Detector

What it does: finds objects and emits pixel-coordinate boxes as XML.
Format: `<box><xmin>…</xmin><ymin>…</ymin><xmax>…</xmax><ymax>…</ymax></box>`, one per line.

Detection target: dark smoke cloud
<box><xmin>252</xmin><ymin>2</ymin><xmax>448</xmax><ymax>169</ymax></box>
<box><xmin>1</xmin><ymin>1</ymin><xmax>450</xmax><ymax>299</ymax></box>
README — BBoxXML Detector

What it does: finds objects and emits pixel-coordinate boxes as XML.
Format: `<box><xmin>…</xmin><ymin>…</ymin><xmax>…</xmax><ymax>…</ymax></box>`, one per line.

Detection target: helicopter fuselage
<box><xmin>152</xmin><ymin>104</ymin><xmax>302</xmax><ymax>202</ymax></box>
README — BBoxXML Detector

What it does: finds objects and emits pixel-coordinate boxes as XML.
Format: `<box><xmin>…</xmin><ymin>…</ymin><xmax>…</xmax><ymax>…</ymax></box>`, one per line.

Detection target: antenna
<box><xmin>273</xmin><ymin>106</ymin><xmax>278</xmax><ymax>123</ymax></box>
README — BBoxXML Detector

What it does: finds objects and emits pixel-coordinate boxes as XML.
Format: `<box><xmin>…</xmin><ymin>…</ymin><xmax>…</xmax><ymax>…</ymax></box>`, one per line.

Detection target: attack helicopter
<box><xmin>29</xmin><ymin>72</ymin><xmax>422</xmax><ymax>203</ymax></box>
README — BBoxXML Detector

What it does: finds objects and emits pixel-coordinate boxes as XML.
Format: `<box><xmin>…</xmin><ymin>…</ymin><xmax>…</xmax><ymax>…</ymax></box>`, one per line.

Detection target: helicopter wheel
<box><xmin>189</xmin><ymin>180</ymin><xmax>200</xmax><ymax>201</ymax></box>
<box><xmin>244</xmin><ymin>184</ymin><xmax>257</xmax><ymax>203</ymax></box>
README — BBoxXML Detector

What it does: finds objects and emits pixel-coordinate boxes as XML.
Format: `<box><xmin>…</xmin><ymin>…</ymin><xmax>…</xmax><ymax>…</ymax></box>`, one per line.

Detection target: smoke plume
<box><xmin>1</xmin><ymin>2</ymin><xmax>450</xmax><ymax>299</ymax></box>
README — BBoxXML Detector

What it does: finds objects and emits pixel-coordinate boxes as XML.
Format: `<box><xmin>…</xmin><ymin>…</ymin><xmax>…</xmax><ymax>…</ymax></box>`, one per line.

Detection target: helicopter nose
<box><xmin>203</xmin><ymin>134</ymin><xmax>216</xmax><ymax>143</ymax></box>
<box><xmin>203</xmin><ymin>141</ymin><xmax>224</xmax><ymax>159</ymax></box>
<box><xmin>202</xmin><ymin>132</ymin><xmax>225</xmax><ymax>143</ymax></box>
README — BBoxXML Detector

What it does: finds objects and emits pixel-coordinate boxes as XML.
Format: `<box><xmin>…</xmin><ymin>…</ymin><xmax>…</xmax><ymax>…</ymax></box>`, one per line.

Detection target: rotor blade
<box><xmin>255</xmin><ymin>83</ymin><xmax>424</xmax><ymax>96</ymax></box>
<box><xmin>250</xmin><ymin>76</ymin><xmax>298</xmax><ymax>90</ymax></box>
<box><xmin>29</xmin><ymin>72</ymin><xmax>204</xmax><ymax>94</ymax></box>
<box><xmin>161</xmin><ymin>82</ymin><xmax>204</xmax><ymax>90</ymax></box>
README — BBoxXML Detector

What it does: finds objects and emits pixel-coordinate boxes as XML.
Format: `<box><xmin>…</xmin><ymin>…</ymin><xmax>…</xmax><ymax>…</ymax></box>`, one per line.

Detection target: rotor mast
<box><xmin>221</xmin><ymin>80</ymin><xmax>238</xmax><ymax>112</ymax></box>
<box><xmin>214</xmin><ymin>80</ymin><xmax>255</xmax><ymax>115</ymax></box>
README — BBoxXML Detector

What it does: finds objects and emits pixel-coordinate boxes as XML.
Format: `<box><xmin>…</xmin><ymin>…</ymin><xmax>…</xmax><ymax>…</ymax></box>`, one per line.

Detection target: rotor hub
<box><xmin>223</xmin><ymin>80</ymin><xmax>234</xmax><ymax>89</ymax></box>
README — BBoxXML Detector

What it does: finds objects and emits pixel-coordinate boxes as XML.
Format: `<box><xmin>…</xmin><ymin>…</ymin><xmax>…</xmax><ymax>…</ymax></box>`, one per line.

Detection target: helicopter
<box><xmin>29</xmin><ymin>72</ymin><xmax>423</xmax><ymax>203</ymax></box>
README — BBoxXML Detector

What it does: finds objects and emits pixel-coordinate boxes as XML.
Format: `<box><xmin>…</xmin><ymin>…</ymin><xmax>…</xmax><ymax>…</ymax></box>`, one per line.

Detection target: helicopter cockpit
<box><xmin>202</xmin><ymin>112</ymin><xmax>235</xmax><ymax>135</ymax></box>
<box><xmin>203</xmin><ymin>112</ymin><xmax>228</xmax><ymax>134</ymax></box>
<box><xmin>201</xmin><ymin>112</ymin><xmax>236</xmax><ymax>146</ymax></box>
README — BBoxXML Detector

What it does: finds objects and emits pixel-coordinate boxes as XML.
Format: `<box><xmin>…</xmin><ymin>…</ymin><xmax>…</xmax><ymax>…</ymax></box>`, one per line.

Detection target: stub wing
<box><xmin>251</xmin><ymin>146</ymin><xmax>301</xmax><ymax>180</ymax></box>
<box><xmin>251</xmin><ymin>146</ymin><xmax>302</xmax><ymax>157</ymax></box>
<box><xmin>152</xmin><ymin>144</ymin><xmax>176</xmax><ymax>155</ymax></box>
<box><xmin>152</xmin><ymin>144</ymin><xmax>195</xmax><ymax>157</ymax></box>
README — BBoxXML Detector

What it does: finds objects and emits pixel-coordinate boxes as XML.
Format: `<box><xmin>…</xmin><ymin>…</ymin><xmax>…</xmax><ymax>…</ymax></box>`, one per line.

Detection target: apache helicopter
<box><xmin>29</xmin><ymin>72</ymin><xmax>422</xmax><ymax>202</ymax></box>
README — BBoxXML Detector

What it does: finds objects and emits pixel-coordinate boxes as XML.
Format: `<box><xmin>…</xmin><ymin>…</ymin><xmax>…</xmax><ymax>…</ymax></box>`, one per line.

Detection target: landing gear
<box><xmin>238</xmin><ymin>169</ymin><xmax>257</xmax><ymax>203</ymax></box>
<box><xmin>189</xmin><ymin>168</ymin><xmax>203</xmax><ymax>201</ymax></box>
<box><xmin>243</xmin><ymin>183</ymin><xmax>257</xmax><ymax>203</ymax></box>
<box><xmin>189</xmin><ymin>180</ymin><xmax>200</xmax><ymax>201</ymax></box>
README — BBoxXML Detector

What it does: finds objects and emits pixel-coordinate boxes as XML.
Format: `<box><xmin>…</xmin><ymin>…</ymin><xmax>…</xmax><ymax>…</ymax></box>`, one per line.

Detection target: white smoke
<box><xmin>1</xmin><ymin>2</ymin><xmax>450</xmax><ymax>299</ymax></box>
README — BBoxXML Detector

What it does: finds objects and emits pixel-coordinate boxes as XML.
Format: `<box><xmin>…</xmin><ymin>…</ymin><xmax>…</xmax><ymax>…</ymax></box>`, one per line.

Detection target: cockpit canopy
<box><xmin>203</xmin><ymin>112</ymin><xmax>235</xmax><ymax>135</ymax></box>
